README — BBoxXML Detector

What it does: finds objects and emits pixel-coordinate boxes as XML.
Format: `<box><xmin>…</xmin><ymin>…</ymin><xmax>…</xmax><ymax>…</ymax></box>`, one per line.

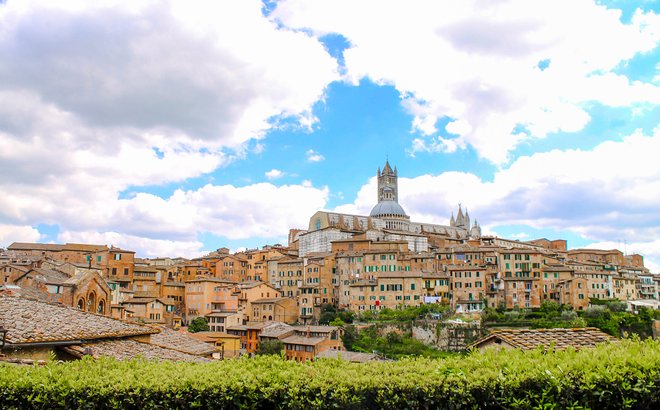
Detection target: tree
<box><xmin>341</xmin><ymin>325</ymin><xmax>358</xmax><ymax>350</ymax></box>
<box><xmin>255</xmin><ymin>339</ymin><xmax>284</xmax><ymax>356</ymax></box>
<box><xmin>187</xmin><ymin>317</ymin><xmax>210</xmax><ymax>333</ymax></box>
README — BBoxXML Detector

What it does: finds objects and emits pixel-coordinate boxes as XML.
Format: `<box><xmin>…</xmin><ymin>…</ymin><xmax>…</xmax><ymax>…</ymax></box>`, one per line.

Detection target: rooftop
<box><xmin>0</xmin><ymin>295</ymin><xmax>157</xmax><ymax>345</ymax></box>
<box><xmin>470</xmin><ymin>327</ymin><xmax>615</xmax><ymax>351</ymax></box>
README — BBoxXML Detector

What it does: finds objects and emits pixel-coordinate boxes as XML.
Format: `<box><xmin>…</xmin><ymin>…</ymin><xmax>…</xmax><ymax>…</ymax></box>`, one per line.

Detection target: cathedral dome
<box><xmin>370</xmin><ymin>200</ymin><xmax>408</xmax><ymax>218</ymax></box>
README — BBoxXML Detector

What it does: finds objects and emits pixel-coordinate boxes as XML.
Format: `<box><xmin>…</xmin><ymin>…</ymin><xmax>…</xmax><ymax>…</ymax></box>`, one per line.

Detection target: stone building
<box><xmin>295</xmin><ymin>161</ymin><xmax>482</xmax><ymax>256</ymax></box>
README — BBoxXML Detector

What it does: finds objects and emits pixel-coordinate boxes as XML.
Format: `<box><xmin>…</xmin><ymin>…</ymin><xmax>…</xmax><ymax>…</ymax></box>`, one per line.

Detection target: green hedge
<box><xmin>1</xmin><ymin>339</ymin><xmax>659</xmax><ymax>409</ymax></box>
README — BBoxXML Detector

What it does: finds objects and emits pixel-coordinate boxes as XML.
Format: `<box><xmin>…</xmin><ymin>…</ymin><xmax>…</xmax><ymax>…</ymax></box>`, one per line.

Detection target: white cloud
<box><xmin>339</xmin><ymin>127</ymin><xmax>660</xmax><ymax>270</ymax></box>
<box><xmin>0</xmin><ymin>224</ymin><xmax>41</xmax><ymax>247</ymax></box>
<box><xmin>274</xmin><ymin>0</ymin><xmax>660</xmax><ymax>163</ymax></box>
<box><xmin>265</xmin><ymin>169</ymin><xmax>285</xmax><ymax>179</ymax></box>
<box><xmin>306</xmin><ymin>149</ymin><xmax>325</xmax><ymax>162</ymax></box>
<box><xmin>58</xmin><ymin>230</ymin><xmax>205</xmax><ymax>259</ymax></box>
<box><xmin>0</xmin><ymin>0</ymin><xmax>339</xmax><ymax>257</ymax></box>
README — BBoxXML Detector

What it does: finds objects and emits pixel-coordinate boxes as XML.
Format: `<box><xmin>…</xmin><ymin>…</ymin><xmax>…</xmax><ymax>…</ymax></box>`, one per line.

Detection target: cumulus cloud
<box><xmin>338</xmin><ymin>127</ymin><xmax>660</xmax><ymax>271</ymax></box>
<box><xmin>0</xmin><ymin>224</ymin><xmax>41</xmax><ymax>245</ymax></box>
<box><xmin>265</xmin><ymin>169</ymin><xmax>285</xmax><ymax>179</ymax></box>
<box><xmin>0</xmin><ymin>0</ymin><xmax>340</xmax><ymax>256</ymax></box>
<box><xmin>274</xmin><ymin>0</ymin><xmax>660</xmax><ymax>163</ymax></box>
<box><xmin>306</xmin><ymin>149</ymin><xmax>325</xmax><ymax>162</ymax></box>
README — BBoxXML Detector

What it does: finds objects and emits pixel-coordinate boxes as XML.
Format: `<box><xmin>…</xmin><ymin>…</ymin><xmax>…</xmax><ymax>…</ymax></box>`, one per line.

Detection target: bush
<box><xmin>255</xmin><ymin>339</ymin><xmax>284</xmax><ymax>356</ymax></box>
<box><xmin>1</xmin><ymin>339</ymin><xmax>659</xmax><ymax>409</ymax></box>
<box><xmin>187</xmin><ymin>316</ymin><xmax>210</xmax><ymax>333</ymax></box>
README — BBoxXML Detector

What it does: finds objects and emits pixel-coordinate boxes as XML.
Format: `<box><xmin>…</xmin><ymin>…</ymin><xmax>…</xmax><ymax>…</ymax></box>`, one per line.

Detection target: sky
<box><xmin>0</xmin><ymin>0</ymin><xmax>659</xmax><ymax>271</ymax></box>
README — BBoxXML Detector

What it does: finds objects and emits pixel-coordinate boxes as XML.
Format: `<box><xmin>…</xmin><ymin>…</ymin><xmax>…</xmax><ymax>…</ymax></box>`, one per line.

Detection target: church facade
<box><xmin>296</xmin><ymin>161</ymin><xmax>482</xmax><ymax>256</ymax></box>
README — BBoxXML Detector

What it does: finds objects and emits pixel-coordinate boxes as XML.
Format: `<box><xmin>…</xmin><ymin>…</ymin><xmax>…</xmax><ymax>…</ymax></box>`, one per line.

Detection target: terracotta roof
<box><xmin>0</xmin><ymin>285</ymin><xmax>61</xmax><ymax>304</ymax></box>
<box><xmin>8</xmin><ymin>242</ymin><xmax>64</xmax><ymax>251</ymax></box>
<box><xmin>122</xmin><ymin>297</ymin><xmax>173</xmax><ymax>305</ymax></box>
<box><xmin>251</xmin><ymin>298</ymin><xmax>284</xmax><ymax>304</ymax></box>
<box><xmin>470</xmin><ymin>328</ymin><xmax>615</xmax><ymax>351</ymax></box>
<box><xmin>292</xmin><ymin>325</ymin><xmax>339</xmax><ymax>334</ymax></box>
<box><xmin>189</xmin><ymin>332</ymin><xmax>241</xmax><ymax>343</ymax></box>
<box><xmin>316</xmin><ymin>350</ymin><xmax>380</xmax><ymax>362</ymax></box>
<box><xmin>281</xmin><ymin>335</ymin><xmax>328</xmax><ymax>346</ymax></box>
<box><xmin>259</xmin><ymin>323</ymin><xmax>294</xmax><ymax>339</ymax></box>
<box><xmin>205</xmin><ymin>311</ymin><xmax>239</xmax><ymax>318</ymax></box>
<box><xmin>64</xmin><ymin>339</ymin><xmax>210</xmax><ymax>362</ymax></box>
<box><xmin>0</xmin><ymin>295</ymin><xmax>157</xmax><ymax>345</ymax></box>
<box><xmin>143</xmin><ymin>327</ymin><xmax>215</xmax><ymax>356</ymax></box>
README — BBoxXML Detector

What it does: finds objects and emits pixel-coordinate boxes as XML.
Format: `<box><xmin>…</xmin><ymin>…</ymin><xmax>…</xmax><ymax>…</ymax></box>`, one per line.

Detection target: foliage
<box><xmin>1</xmin><ymin>339</ymin><xmax>660</xmax><ymax>409</ymax></box>
<box><xmin>318</xmin><ymin>304</ymin><xmax>354</xmax><ymax>325</ymax></box>
<box><xmin>348</xmin><ymin>325</ymin><xmax>455</xmax><ymax>359</ymax></box>
<box><xmin>187</xmin><ymin>317</ymin><xmax>210</xmax><ymax>333</ymax></box>
<box><xmin>483</xmin><ymin>302</ymin><xmax>658</xmax><ymax>338</ymax></box>
<box><xmin>255</xmin><ymin>339</ymin><xmax>284</xmax><ymax>356</ymax></box>
<box><xmin>357</xmin><ymin>304</ymin><xmax>450</xmax><ymax>323</ymax></box>
<box><xmin>341</xmin><ymin>324</ymin><xmax>359</xmax><ymax>351</ymax></box>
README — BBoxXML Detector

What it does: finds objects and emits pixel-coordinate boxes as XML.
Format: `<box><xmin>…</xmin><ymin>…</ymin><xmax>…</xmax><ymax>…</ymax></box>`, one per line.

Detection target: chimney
<box><xmin>306</xmin><ymin>325</ymin><xmax>311</xmax><ymax>338</ymax></box>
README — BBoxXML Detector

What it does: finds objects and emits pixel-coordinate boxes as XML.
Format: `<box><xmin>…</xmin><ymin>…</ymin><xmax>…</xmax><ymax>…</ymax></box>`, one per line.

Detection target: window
<box><xmin>411</xmin><ymin>283</ymin><xmax>416</xmax><ymax>290</ymax></box>
<box><xmin>114</xmin><ymin>254</ymin><xmax>121</xmax><ymax>261</ymax></box>
<box><xmin>124</xmin><ymin>268</ymin><xmax>129</xmax><ymax>275</ymax></box>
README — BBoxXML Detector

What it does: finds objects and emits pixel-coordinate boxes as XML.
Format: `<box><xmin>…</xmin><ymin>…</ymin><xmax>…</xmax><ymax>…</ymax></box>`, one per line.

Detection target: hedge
<box><xmin>1</xmin><ymin>338</ymin><xmax>659</xmax><ymax>409</ymax></box>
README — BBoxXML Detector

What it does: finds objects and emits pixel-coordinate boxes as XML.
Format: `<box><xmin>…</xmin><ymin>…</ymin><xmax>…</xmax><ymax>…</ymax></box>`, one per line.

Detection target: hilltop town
<box><xmin>1</xmin><ymin>161</ymin><xmax>658</xmax><ymax>362</ymax></box>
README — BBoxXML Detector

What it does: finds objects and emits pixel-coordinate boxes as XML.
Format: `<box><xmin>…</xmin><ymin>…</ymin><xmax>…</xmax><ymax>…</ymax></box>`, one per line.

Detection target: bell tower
<box><xmin>377</xmin><ymin>160</ymin><xmax>398</xmax><ymax>203</ymax></box>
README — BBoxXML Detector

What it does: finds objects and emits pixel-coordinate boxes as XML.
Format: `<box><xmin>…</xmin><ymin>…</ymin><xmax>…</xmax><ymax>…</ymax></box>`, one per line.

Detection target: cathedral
<box><xmin>296</xmin><ymin>160</ymin><xmax>481</xmax><ymax>256</ymax></box>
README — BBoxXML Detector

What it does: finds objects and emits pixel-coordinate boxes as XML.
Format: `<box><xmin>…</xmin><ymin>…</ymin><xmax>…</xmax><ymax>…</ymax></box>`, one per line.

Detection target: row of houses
<box><xmin>2</xmin><ymin>237</ymin><xmax>659</xmax><ymax>328</ymax></box>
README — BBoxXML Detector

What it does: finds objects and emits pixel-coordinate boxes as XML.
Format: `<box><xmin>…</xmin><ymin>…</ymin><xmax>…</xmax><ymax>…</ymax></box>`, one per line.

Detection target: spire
<box><xmin>382</xmin><ymin>159</ymin><xmax>393</xmax><ymax>175</ymax></box>
<box><xmin>450</xmin><ymin>212</ymin><xmax>455</xmax><ymax>227</ymax></box>
<box><xmin>456</xmin><ymin>204</ymin><xmax>464</xmax><ymax>226</ymax></box>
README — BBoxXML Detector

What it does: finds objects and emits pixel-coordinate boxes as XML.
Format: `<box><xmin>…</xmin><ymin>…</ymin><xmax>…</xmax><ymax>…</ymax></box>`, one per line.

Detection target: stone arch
<box><xmin>77</xmin><ymin>297</ymin><xmax>85</xmax><ymax>310</ymax></box>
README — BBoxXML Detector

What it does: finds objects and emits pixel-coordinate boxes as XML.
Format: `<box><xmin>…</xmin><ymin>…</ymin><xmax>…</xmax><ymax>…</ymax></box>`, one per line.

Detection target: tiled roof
<box><xmin>28</xmin><ymin>268</ymin><xmax>70</xmax><ymax>285</ymax></box>
<box><xmin>206</xmin><ymin>310</ymin><xmax>239</xmax><ymax>317</ymax></box>
<box><xmin>0</xmin><ymin>295</ymin><xmax>157</xmax><ymax>345</ymax></box>
<box><xmin>189</xmin><ymin>332</ymin><xmax>241</xmax><ymax>343</ymax></box>
<box><xmin>8</xmin><ymin>242</ymin><xmax>64</xmax><ymax>251</ymax></box>
<box><xmin>142</xmin><ymin>327</ymin><xmax>216</xmax><ymax>356</ymax></box>
<box><xmin>0</xmin><ymin>285</ymin><xmax>60</xmax><ymax>304</ymax></box>
<box><xmin>316</xmin><ymin>350</ymin><xmax>380</xmax><ymax>362</ymax></box>
<box><xmin>292</xmin><ymin>325</ymin><xmax>339</xmax><ymax>334</ymax></box>
<box><xmin>251</xmin><ymin>298</ymin><xmax>283</xmax><ymax>304</ymax></box>
<box><xmin>281</xmin><ymin>335</ymin><xmax>328</xmax><ymax>346</ymax></box>
<box><xmin>64</xmin><ymin>339</ymin><xmax>210</xmax><ymax>362</ymax></box>
<box><xmin>470</xmin><ymin>328</ymin><xmax>616</xmax><ymax>351</ymax></box>
<box><xmin>259</xmin><ymin>323</ymin><xmax>294</xmax><ymax>339</ymax></box>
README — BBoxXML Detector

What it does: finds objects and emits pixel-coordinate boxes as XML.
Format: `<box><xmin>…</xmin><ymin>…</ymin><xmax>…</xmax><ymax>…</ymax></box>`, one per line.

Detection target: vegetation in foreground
<box><xmin>1</xmin><ymin>338</ymin><xmax>659</xmax><ymax>409</ymax></box>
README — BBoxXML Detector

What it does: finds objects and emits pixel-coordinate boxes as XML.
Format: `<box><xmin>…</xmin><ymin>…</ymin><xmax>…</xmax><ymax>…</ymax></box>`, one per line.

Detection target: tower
<box><xmin>377</xmin><ymin>160</ymin><xmax>398</xmax><ymax>203</ymax></box>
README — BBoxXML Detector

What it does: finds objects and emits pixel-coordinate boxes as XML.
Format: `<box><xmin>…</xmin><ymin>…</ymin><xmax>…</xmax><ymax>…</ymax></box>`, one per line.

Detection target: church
<box><xmin>295</xmin><ymin>160</ymin><xmax>482</xmax><ymax>256</ymax></box>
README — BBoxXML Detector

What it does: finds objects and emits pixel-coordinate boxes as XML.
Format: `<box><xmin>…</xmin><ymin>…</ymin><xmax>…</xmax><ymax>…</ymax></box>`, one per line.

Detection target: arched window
<box><xmin>87</xmin><ymin>292</ymin><xmax>96</xmax><ymax>312</ymax></box>
<box><xmin>97</xmin><ymin>299</ymin><xmax>105</xmax><ymax>315</ymax></box>
<box><xmin>268</xmin><ymin>315</ymin><xmax>273</xmax><ymax>321</ymax></box>
<box><xmin>77</xmin><ymin>298</ymin><xmax>85</xmax><ymax>310</ymax></box>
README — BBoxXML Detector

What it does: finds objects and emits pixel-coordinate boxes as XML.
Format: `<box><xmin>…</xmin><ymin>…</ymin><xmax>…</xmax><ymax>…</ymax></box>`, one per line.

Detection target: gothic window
<box><xmin>77</xmin><ymin>298</ymin><xmax>85</xmax><ymax>310</ymax></box>
<box><xmin>97</xmin><ymin>299</ymin><xmax>105</xmax><ymax>315</ymax></box>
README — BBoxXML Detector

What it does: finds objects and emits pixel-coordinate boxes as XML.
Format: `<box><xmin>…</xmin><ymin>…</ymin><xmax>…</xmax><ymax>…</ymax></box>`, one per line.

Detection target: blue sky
<box><xmin>0</xmin><ymin>0</ymin><xmax>658</xmax><ymax>271</ymax></box>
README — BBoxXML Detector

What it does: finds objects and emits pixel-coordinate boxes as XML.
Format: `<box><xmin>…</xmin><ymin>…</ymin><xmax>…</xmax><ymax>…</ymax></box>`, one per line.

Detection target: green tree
<box><xmin>187</xmin><ymin>317</ymin><xmax>210</xmax><ymax>333</ymax></box>
<box><xmin>255</xmin><ymin>339</ymin><xmax>284</xmax><ymax>356</ymax></box>
<box><xmin>341</xmin><ymin>325</ymin><xmax>358</xmax><ymax>350</ymax></box>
